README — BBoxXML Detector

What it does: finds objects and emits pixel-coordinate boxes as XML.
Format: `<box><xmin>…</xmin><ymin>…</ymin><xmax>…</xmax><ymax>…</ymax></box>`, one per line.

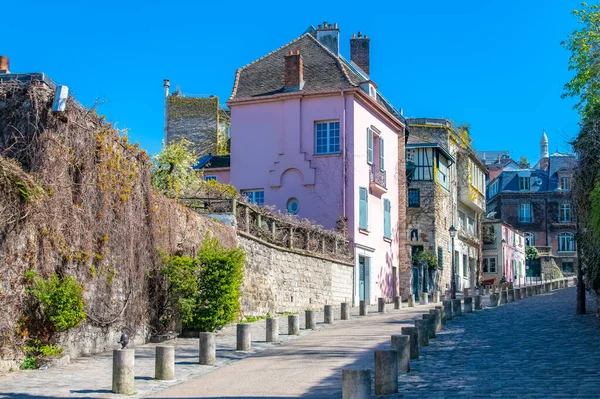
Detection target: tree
<box><xmin>562</xmin><ymin>2</ymin><xmax>600</xmax><ymax>314</ymax></box>
<box><xmin>151</xmin><ymin>139</ymin><xmax>200</xmax><ymax>199</ymax></box>
<box><xmin>562</xmin><ymin>2</ymin><xmax>600</xmax><ymax>118</ymax></box>
<box><xmin>518</xmin><ymin>156</ymin><xmax>530</xmax><ymax>169</ymax></box>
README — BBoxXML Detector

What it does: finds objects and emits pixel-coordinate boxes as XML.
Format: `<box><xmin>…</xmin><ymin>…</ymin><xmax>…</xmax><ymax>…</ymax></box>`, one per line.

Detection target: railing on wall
<box><xmin>370</xmin><ymin>165</ymin><xmax>386</xmax><ymax>188</ymax></box>
<box><xmin>179</xmin><ymin>198</ymin><xmax>352</xmax><ymax>261</ymax></box>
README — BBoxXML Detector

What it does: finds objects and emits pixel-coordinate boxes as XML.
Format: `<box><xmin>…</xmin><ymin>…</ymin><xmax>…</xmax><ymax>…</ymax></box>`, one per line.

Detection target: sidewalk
<box><xmin>0</xmin><ymin>301</ymin><xmax>437</xmax><ymax>399</ymax></box>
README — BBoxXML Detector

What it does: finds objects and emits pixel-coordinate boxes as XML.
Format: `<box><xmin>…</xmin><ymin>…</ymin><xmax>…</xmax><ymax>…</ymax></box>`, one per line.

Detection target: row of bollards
<box><xmin>113</xmin><ymin>278</ymin><xmax>575</xmax><ymax>396</ymax></box>
<box><xmin>340</xmin><ymin>277</ymin><xmax>575</xmax><ymax>398</ymax></box>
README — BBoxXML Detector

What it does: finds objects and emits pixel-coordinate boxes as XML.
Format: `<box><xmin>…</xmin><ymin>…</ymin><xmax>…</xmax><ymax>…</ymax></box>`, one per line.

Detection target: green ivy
<box><xmin>413</xmin><ymin>250</ymin><xmax>438</xmax><ymax>270</ymax></box>
<box><xmin>27</xmin><ymin>274</ymin><xmax>86</xmax><ymax>332</ymax></box>
<box><xmin>525</xmin><ymin>246</ymin><xmax>540</xmax><ymax>261</ymax></box>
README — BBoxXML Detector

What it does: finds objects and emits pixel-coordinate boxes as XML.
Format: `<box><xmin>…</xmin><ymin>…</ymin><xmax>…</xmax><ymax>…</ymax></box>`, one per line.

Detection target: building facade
<box><xmin>226</xmin><ymin>23</ymin><xmax>409</xmax><ymax>305</ymax></box>
<box><xmin>406</xmin><ymin>119</ymin><xmax>487</xmax><ymax>296</ymax></box>
<box><xmin>486</xmin><ymin>132</ymin><xmax>577</xmax><ymax>274</ymax></box>
<box><xmin>482</xmin><ymin>220</ymin><xmax>526</xmax><ymax>285</ymax></box>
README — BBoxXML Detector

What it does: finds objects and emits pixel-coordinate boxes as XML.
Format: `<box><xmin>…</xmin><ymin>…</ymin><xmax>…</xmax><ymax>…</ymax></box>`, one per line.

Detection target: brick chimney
<box><xmin>316</xmin><ymin>22</ymin><xmax>340</xmax><ymax>56</ymax></box>
<box><xmin>0</xmin><ymin>56</ymin><xmax>9</xmax><ymax>74</ymax></box>
<box><xmin>350</xmin><ymin>32</ymin><xmax>370</xmax><ymax>76</ymax></box>
<box><xmin>284</xmin><ymin>50</ymin><xmax>303</xmax><ymax>91</ymax></box>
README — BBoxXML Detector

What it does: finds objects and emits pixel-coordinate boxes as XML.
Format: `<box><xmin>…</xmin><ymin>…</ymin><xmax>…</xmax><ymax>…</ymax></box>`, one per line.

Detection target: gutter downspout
<box><xmin>341</xmin><ymin>90</ymin><xmax>354</xmax><ymax>305</ymax></box>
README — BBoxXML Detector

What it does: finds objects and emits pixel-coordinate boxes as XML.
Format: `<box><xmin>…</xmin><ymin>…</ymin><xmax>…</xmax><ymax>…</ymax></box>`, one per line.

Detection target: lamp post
<box><xmin>449</xmin><ymin>225</ymin><xmax>457</xmax><ymax>300</ymax></box>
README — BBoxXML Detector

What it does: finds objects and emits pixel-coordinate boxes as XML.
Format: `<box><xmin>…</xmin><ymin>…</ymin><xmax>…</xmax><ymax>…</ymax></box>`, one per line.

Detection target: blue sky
<box><xmin>3</xmin><ymin>0</ymin><xmax>583</xmax><ymax>164</ymax></box>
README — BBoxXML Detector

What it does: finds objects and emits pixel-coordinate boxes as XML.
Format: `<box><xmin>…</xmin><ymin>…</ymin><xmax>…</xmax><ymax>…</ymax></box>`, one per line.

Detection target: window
<box><xmin>560</xmin><ymin>177</ymin><xmax>571</xmax><ymax>191</ymax></box>
<box><xmin>315</xmin><ymin>121</ymin><xmax>340</xmax><ymax>154</ymax></box>
<box><xmin>204</xmin><ymin>175</ymin><xmax>217</xmax><ymax>181</ymax></box>
<box><xmin>470</xmin><ymin>159</ymin><xmax>485</xmax><ymax>193</ymax></box>
<box><xmin>437</xmin><ymin>247</ymin><xmax>444</xmax><ymax>270</ymax></box>
<box><xmin>359</xmin><ymin>187</ymin><xmax>368</xmax><ymax>230</ymax></box>
<box><xmin>408</xmin><ymin>189</ymin><xmax>420</xmax><ymax>208</ymax></box>
<box><xmin>383</xmin><ymin>199</ymin><xmax>391</xmax><ymax>239</ymax></box>
<box><xmin>488</xmin><ymin>179</ymin><xmax>499</xmax><ymax>198</ymax></box>
<box><xmin>467</xmin><ymin>217</ymin><xmax>475</xmax><ymax>235</ymax></box>
<box><xmin>525</xmin><ymin>232</ymin><xmax>535</xmax><ymax>246</ymax></box>
<box><xmin>558</xmin><ymin>233</ymin><xmax>575</xmax><ymax>252</ymax></box>
<box><xmin>379</xmin><ymin>137</ymin><xmax>385</xmax><ymax>171</ymax></box>
<box><xmin>562</xmin><ymin>262</ymin><xmax>574</xmax><ymax>273</ymax></box>
<box><xmin>519</xmin><ymin>204</ymin><xmax>532</xmax><ymax>223</ymax></box>
<box><xmin>462</xmin><ymin>254</ymin><xmax>468</xmax><ymax>277</ymax></box>
<box><xmin>287</xmin><ymin>198</ymin><xmax>299</xmax><ymax>215</ymax></box>
<box><xmin>559</xmin><ymin>203</ymin><xmax>572</xmax><ymax>222</ymax></box>
<box><xmin>367</xmin><ymin>128</ymin><xmax>374</xmax><ymax>164</ymax></box>
<box><xmin>437</xmin><ymin>155</ymin><xmax>449</xmax><ymax>190</ymax></box>
<box><xmin>458</xmin><ymin>211</ymin><xmax>466</xmax><ymax>231</ymax></box>
<box><xmin>519</xmin><ymin>176</ymin><xmax>530</xmax><ymax>191</ymax></box>
<box><xmin>483</xmin><ymin>257</ymin><xmax>497</xmax><ymax>273</ymax></box>
<box><xmin>243</xmin><ymin>190</ymin><xmax>264</xmax><ymax>206</ymax></box>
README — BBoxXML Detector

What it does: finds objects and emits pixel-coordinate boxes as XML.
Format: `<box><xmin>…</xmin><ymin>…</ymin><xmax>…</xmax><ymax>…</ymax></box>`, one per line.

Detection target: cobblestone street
<box><xmin>401</xmin><ymin>287</ymin><xmax>600</xmax><ymax>399</ymax></box>
<box><xmin>1</xmin><ymin>285</ymin><xmax>598</xmax><ymax>398</ymax></box>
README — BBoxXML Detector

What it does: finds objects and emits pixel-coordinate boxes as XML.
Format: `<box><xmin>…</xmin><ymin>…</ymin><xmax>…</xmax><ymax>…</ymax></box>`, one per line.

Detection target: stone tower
<box><xmin>540</xmin><ymin>130</ymin><xmax>549</xmax><ymax>159</ymax></box>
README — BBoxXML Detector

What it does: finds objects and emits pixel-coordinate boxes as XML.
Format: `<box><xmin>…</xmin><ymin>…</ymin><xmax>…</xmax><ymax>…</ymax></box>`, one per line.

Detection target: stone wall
<box><xmin>238</xmin><ymin>234</ymin><xmax>354</xmax><ymax>315</ymax></box>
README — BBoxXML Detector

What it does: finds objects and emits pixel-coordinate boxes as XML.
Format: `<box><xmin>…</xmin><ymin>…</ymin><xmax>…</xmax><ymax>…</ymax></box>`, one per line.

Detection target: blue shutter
<box><xmin>367</xmin><ymin>128</ymin><xmax>373</xmax><ymax>164</ymax></box>
<box><xmin>359</xmin><ymin>187</ymin><xmax>368</xmax><ymax>230</ymax></box>
<box><xmin>383</xmin><ymin>198</ymin><xmax>391</xmax><ymax>239</ymax></box>
<box><xmin>380</xmin><ymin>137</ymin><xmax>385</xmax><ymax>171</ymax></box>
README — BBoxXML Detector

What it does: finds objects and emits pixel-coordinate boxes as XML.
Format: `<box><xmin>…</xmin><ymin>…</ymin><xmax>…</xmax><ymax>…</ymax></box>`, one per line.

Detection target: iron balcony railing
<box><xmin>370</xmin><ymin>165</ymin><xmax>386</xmax><ymax>188</ymax></box>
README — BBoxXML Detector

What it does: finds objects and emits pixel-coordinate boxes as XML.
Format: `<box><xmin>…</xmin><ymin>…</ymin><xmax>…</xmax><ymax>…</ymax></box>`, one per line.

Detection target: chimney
<box><xmin>316</xmin><ymin>22</ymin><xmax>340</xmax><ymax>56</ymax></box>
<box><xmin>350</xmin><ymin>32</ymin><xmax>370</xmax><ymax>76</ymax></box>
<box><xmin>0</xmin><ymin>56</ymin><xmax>9</xmax><ymax>74</ymax></box>
<box><xmin>284</xmin><ymin>50</ymin><xmax>303</xmax><ymax>91</ymax></box>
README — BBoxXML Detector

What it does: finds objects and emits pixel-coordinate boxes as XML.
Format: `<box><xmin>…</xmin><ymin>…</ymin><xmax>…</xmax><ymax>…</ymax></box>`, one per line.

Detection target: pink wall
<box><xmin>483</xmin><ymin>222</ymin><xmax>525</xmax><ymax>283</ymax></box>
<box><xmin>203</xmin><ymin>168</ymin><xmax>230</xmax><ymax>184</ymax></box>
<box><xmin>229</xmin><ymin>92</ymin><xmax>402</xmax><ymax>305</ymax></box>
<box><xmin>349</xmin><ymin>99</ymin><xmax>400</xmax><ymax>303</ymax></box>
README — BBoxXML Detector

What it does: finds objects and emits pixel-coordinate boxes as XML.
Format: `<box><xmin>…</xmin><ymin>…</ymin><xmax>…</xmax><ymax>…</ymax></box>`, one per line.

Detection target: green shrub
<box><xmin>162</xmin><ymin>254</ymin><xmax>200</xmax><ymax>326</ymax></box>
<box><xmin>162</xmin><ymin>237</ymin><xmax>245</xmax><ymax>332</ymax></box>
<box><xmin>24</xmin><ymin>339</ymin><xmax>63</xmax><ymax>358</ymax></box>
<box><xmin>20</xmin><ymin>357</ymin><xmax>37</xmax><ymax>370</ymax></box>
<box><xmin>195</xmin><ymin>237</ymin><xmax>245</xmax><ymax>332</ymax></box>
<box><xmin>28</xmin><ymin>274</ymin><xmax>86</xmax><ymax>332</ymax></box>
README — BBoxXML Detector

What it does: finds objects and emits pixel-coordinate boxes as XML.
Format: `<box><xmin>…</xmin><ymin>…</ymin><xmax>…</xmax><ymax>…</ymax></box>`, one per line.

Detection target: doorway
<box><xmin>358</xmin><ymin>256</ymin><xmax>370</xmax><ymax>302</ymax></box>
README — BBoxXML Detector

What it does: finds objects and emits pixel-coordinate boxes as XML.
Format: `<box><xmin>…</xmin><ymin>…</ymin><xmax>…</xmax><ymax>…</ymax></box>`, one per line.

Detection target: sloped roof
<box><xmin>230</xmin><ymin>33</ymin><xmax>359</xmax><ymax>100</ymax></box>
<box><xmin>228</xmin><ymin>28</ymin><xmax>403</xmax><ymax>121</ymax></box>
<box><xmin>194</xmin><ymin>155</ymin><xmax>231</xmax><ymax>169</ymax></box>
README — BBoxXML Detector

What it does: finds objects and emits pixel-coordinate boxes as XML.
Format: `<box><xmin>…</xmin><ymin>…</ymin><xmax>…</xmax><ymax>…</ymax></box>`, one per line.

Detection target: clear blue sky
<box><xmin>3</xmin><ymin>0</ymin><xmax>584</xmax><ymax>164</ymax></box>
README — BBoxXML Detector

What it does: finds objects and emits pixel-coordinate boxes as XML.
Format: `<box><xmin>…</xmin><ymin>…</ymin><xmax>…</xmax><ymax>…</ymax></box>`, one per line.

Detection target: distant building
<box><xmin>162</xmin><ymin>81</ymin><xmax>230</xmax><ymax>157</ymax></box>
<box><xmin>482</xmin><ymin>220</ymin><xmax>526</xmax><ymax>285</ymax></box>
<box><xmin>477</xmin><ymin>150</ymin><xmax>521</xmax><ymax>181</ymax></box>
<box><xmin>486</xmin><ymin>131</ymin><xmax>577</xmax><ymax>275</ymax></box>
<box><xmin>406</xmin><ymin>118</ymin><xmax>487</xmax><ymax>296</ymax></box>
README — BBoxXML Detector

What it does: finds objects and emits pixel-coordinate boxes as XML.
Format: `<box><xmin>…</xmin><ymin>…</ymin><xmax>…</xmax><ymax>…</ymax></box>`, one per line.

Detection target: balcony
<box><xmin>370</xmin><ymin>165</ymin><xmax>387</xmax><ymax>196</ymax></box>
<box><xmin>458</xmin><ymin>183</ymin><xmax>485</xmax><ymax>213</ymax></box>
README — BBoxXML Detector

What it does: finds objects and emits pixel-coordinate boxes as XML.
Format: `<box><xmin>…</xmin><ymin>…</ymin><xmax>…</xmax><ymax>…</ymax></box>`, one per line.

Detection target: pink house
<box><xmin>224</xmin><ymin>23</ymin><xmax>409</xmax><ymax>305</ymax></box>
<box><xmin>482</xmin><ymin>220</ymin><xmax>526</xmax><ymax>285</ymax></box>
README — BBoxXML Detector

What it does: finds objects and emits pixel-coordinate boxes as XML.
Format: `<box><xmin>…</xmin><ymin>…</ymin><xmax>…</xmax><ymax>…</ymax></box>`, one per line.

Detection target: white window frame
<box><xmin>315</xmin><ymin>121</ymin><xmax>340</xmax><ymax>155</ymax></box>
<box><xmin>483</xmin><ymin>257</ymin><xmax>497</xmax><ymax>273</ymax></box>
<box><xmin>519</xmin><ymin>176</ymin><xmax>530</xmax><ymax>191</ymax></box>
<box><xmin>525</xmin><ymin>232</ymin><xmax>535</xmax><ymax>246</ymax></box>
<box><xmin>558</xmin><ymin>233</ymin><xmax>576</xmax><ymax>252</ymax></box>
<box><xmin>559</xmin><ymin>203</ymin><xmax>572</xmax><ymax>223</ymax></box>
<box><xmin>242</xmin><ymin>189</ymin><xmax>265</xmax><ymax>206</ymax></box>
<box><xmin>519</xmin><ymin>203</ymin><xmax>532</xmax><ymax>223</ymax></box>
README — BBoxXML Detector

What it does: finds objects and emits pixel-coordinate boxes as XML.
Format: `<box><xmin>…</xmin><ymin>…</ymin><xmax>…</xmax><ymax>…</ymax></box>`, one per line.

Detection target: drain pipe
<box><xmin>341</xmin><ymin>90</ymin><xmax>354</xmax><ymax>304</ymax></box>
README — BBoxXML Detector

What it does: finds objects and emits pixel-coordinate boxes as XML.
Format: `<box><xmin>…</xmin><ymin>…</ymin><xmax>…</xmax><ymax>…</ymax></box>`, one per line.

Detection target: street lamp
<box><xmin>449</xmin><ymin>225</ymin><xmax>457</xmax><ymax>300</ymax></box>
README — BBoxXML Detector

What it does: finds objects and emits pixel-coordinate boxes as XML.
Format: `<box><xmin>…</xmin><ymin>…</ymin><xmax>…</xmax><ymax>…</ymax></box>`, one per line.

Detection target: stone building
<box><xmin>406</xmin><ymin>118</ymin><xmax>487</xmax><ymax>297</ymax></box>
<box><xmin>486</xmin><ymin>132</ymin><xmax>577</xmax><ymax>275</ymax></box>
<box><xmin>162</xmin><ymin>81</ymin><xmax>230</xmax><ymax>157</ymax></box>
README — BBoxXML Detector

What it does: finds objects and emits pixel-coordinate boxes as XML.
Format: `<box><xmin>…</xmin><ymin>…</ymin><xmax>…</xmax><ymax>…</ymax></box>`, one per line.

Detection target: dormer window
<box><xmin>560</xmin><ymin>177</ymin><xmax>571</xmax><ymax>191</ymax></box>
<box><xmin>360</xmin><ymin>82</ymin><xmax>377</xmax><ymax>100</ymax></box>
<box><xmin>519</xmin><ymin>176</ymin><xmax>530</xmax><ymax>191</ymax></box>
